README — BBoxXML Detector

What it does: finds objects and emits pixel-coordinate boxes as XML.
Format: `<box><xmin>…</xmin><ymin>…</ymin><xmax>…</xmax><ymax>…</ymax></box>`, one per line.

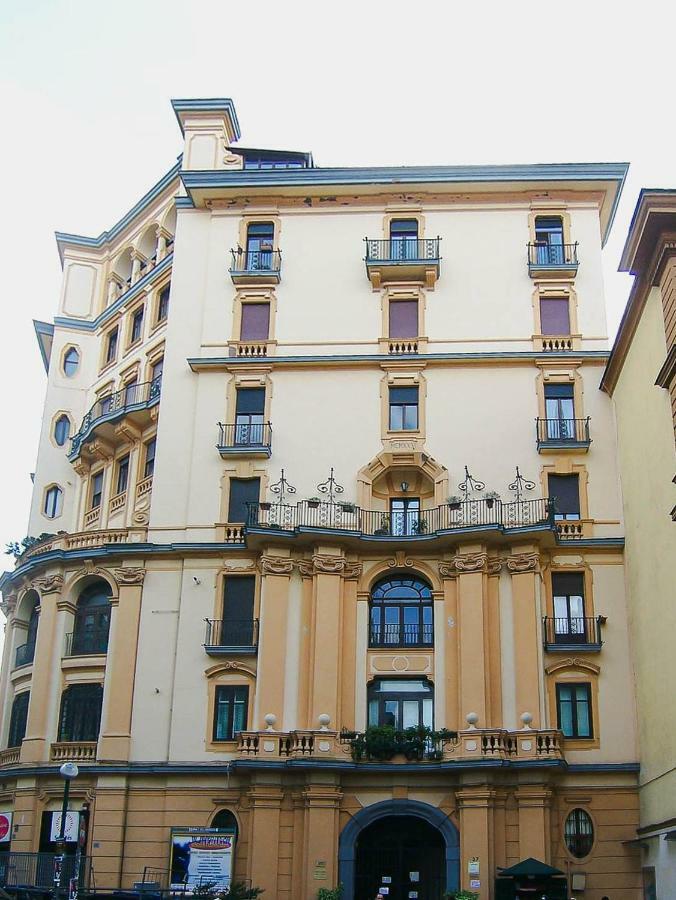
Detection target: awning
<box><xmin>498</xmin><ymin>857</ymin><xmax>565</xmax><ymax>878</ymax></box>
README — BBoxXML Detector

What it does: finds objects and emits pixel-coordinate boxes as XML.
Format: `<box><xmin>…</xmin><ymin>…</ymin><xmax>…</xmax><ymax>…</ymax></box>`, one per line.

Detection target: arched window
<box><xmin>71</xmin><ymin>582</ymin><xmax>112</xmax><ymax>655</ymax></box>
<box><xmin>564</xmin><ymin>808</ymin><xmax>594</xmax><ymax>858</ymax></box>
<box><xmin>367</xmin><ymin>678</ymin><xmax>434</xmax><ymax>730</ymax></box>
<box><xmin>44</xmin><ymin>485</ymin><xmax>63</xmax><ymax>518</ymax></box>
<box><xmin>54</xmin><ymin>415</ymin><xmax>71</xmax><ymax>447</ymax></box>
<box><xmin>7</xmin><ymin>692</ymin><xmax>30</xmax><ymax>748</ymax></box>
<box><xmin>63</xmin><ymin>347</ymin><xmax>80</xmax><ymax>377</ymax></box>
<box><xmin>58</xmin><ymin>683</ymin><xmax>103</xmax><ymax>742</ymax></box>
<box><xmin>369</xmin><ymin>575</ymin><xmax>433</xmax><ymax>647</ymax></box>
<box><xmin>211</xmin><ymin>809</ymin><xmax>238</xmax><ymax>842</ymax></box>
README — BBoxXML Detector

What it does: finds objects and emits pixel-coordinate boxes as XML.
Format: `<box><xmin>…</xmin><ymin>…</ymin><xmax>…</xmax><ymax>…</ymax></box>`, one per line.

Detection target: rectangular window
<box><xmin>544</xmin><ymin>383</ymin><xmax>576</xmax><ymax>439</ymax></box>
<box><xmin>245</xmin><ymin>222</ymin><xmax>275</xmax><ymax>270</ymax></box>
<box><xmin>124</xmin><ymin>378</ymin><xmax>138</xmax><ymax>406</ymax></box>
<box><xmin>157</xmin><ymin>285</ymin><xmax>170</xmax><ymax>322</ymax></box>
<box><xmin>151</xmin><ymin>358</ymin><xmax>164</xmax><ymax>385</ymax></box>
<box><xmin>235</xmin><ymin>388</ymin><xmax>265</xmax><ymax>444</ymax></box>
<box><xmin>213</xmin><ymin>685</ymin><xmax>249</xmax><ymax>741</ymax></box>
<box><xmin>367</xmin><ymin>678</ymin><xmax>433</xmax><ymax>730</ymax></box>
<box><xmin>99</xmin><ymin>394</ymin><xmax>113</xmax><ymax>416</ymax></box>
<box><xmin>115</xmin><ymin>455</ymin><xmax>130</xmax><ymax>495</ymax></box>
<box><xmin>240</xmin><ymin>303</ymin><xmax>270</xmax><ymax>341</ymax></box>
<box><xmin>389</xmin><ymin>219</ymin><xmax>419</xmax><ymax>260</ymax></box>
<box><xmin>130</xmin><ymin>307</ymin><xmax>144</xmax><ymax>344</ymax></box>
<box><xmin>389</xmin><ymin>386</ymin><xmax>419</xmax><ymax>431</ymax></box>
<box><xmin>91</xmin><ymin>471</ymin><xmax>104</xmax><ymax>509</ymax></box>
<box><xmin>535</xmin><ymin>216</ymin><xmax>564</xmax><ymax>265</ymax></box>
<box><xmin>390</xmin><ymin>497</ymin><xmax>421</xmax><ymax>536</ymax></box>
<box><xmin>556</xmin><ymin>683</ymin><xmax>592</xmax><ymax>738</ymax></box>
<box><xmin>540</xmin><ymin>297</ymin><xmax>571</xmax><ymax>335</ymax></box>
<box><xmin>552</xmin><ymin>572</ymin><xmax>585</xmax><ymax>642</ymax></box>
<box><xmin>389</xmin><ymin>300</ymin><xmax>418</xmax><ymax>339</ymax></box>
<box><xmin>222</xmin><ymin>576</ymin><xmax>256</xmax><ymax>646</ymax></box>
<box><xmin>58</xmin><ymin>684</ymin><xmax>103</xmax><ymax>742</ymax></box>
<box><xmin>105</xmin><ymin>327</ymin><xmax>118</xmax><ymax>364</ymax></box>
<box><xmin>8</xmin><ymin>692</ymin><xmax>30</xmax><ymax>748</ymax></box>
<box><xmin>548</xmin><ymin>473</ymin><xmax>581</xmax><ymax>520</ymax></box>
<box><xmin>228</xmin><ymin>478</ymin><xmax>260</xmax><ymax>523</ymax></box>
<box><xmin>144</xmin><ymin>438</ymin><xmax>156</xmax><ymax>479</ymax></box>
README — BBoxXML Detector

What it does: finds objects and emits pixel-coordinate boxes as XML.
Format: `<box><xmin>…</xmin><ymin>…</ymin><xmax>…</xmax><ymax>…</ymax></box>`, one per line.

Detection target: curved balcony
<box><xmin>245</xmin><ymin>497</ymin><xmax>554</xmax><ymax>549</ymax></box>
<box><xmin>364</xmin><ymin>237</ymin><xmax>441</xmax><ymax>289</ymax></box>
<box><xmin>14</xmin><ymin>641</ymin><xmax>35</xmax><ymax>668</ymax></box>
<box><xmin>68</xmin><ymin>378</ymin><xmax>161</xmax><ymax>462</ymax></box>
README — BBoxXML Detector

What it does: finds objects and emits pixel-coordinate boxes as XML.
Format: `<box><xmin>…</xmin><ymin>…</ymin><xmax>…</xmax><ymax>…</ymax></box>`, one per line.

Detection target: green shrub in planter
<box><xmin>317</xmin><ymin>886</ymin><xmax>343</xmax><ymax>900</ymax></box>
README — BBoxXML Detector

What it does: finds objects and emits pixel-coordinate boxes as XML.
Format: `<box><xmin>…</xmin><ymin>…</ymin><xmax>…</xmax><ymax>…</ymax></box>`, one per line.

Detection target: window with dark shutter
<box><xmin>548</xmin><ymin>474</ymin><xmax>580</xmax><ymax>519</ymax></box>
<box><xmin>540</xmin><ymin>297</ymin><xmax>571</xmax><ymax>335</ymax></box>
<box><xmin>221</xmin><ymin>576</ymin><xmax>256</xmax><ymax>646</ymax></box>
<box><xmin>240</xmin><ymin>304</ymin><xmax>270</xmax><ymax>341</ymax></box>
<box><xmin>228</xmin><ymin>478</ymin><xmax>260</xmax><ymax>523</ymax></box>
<box><xmin>235</xmin><ymin>388</ymin><xmax>265</xmax><ymax>416</ymax></box>
<box><xmin>58</xmin><ymin>684</ymin><xmax>103</xmax><ymax>742</ymax></box>
<box><xmin>8</xmin><ymin>692</ymin><xmax>30</xmax><ymax>748</ymax></box>
<box><xmin>389</xmin><ymin>301</ymin><xmax>418</xmax><ymax>339</ymax></box>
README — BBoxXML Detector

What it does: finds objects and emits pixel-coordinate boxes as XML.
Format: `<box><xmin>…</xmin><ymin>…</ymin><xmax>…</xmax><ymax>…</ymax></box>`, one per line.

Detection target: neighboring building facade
<box><xmin>602</xmin><ymin>190</ymin><xmax>676</xmax><ymax>900</ymax></box>
<box><xmin>0</xmin><ymin>99</ymin><xmax>642</xmax><ymax>899</ymax></box>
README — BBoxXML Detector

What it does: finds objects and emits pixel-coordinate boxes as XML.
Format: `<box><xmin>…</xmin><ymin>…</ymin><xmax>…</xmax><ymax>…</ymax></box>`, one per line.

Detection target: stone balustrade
<box><xmin>50</xmin><ymin>741</ymin><xmax>97</xmax><ymax>762</ymax></box>
<box><xmin>21</xmin><ymin>527</ymin><xmax>148</xmax><ymax>559</ymax></box>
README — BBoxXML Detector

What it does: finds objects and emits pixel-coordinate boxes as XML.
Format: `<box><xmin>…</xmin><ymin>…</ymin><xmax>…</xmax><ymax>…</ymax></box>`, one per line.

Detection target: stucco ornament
<box><xmin>259</xmin><ymin>556</ymin><xmax>294</xmax><ymax>576</ymax></box>
<box><xmin>487</xmin><ymin>557</ymin><xmax>503</xmax><ymax>575</ymax></box>
<box><xmin>506</xmin><ymin>552</ymin><xmax>539</xmax><ymax>573</ymax></box>
<box><xmin>32</xmin><ymin>574</ymin><xmax>64</xmax><ymax>594</ymax></box>
<box><xmin>113</xmin><ymin>567</ymin><xmax>146</xmax><ymax>585</ymax></box>
<box><xmin>453</xmin><ymin>552</ymin><xmax>487</xmax><ymax>572</ymax></box>
<box><xmin>312</xmin><ymin>555</ymin><xmax>348</xmax><ymax>574</ymax></box>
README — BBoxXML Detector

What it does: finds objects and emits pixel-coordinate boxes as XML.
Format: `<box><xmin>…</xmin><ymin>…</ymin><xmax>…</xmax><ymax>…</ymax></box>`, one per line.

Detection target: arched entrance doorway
<box><xmin>338</xmin><ymin>800</ymin><xmax>459</xmax><ymax>900</ymax></box>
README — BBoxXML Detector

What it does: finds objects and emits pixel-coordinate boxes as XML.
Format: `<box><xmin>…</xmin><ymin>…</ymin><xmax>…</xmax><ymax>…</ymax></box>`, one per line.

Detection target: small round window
<box><xmin>63</xmin><ymin>347</ymin><xmax>80</xmax><ymax>377</ymax></box>
<box><xmin>564</xmin><ymin>808</ymin><xmax>594</xmax><ymax>858</ymax></box>
<box><xmin>54</xmin><ymin>415</ymin><xmax>71</xmax><ymax>447</ymax></box>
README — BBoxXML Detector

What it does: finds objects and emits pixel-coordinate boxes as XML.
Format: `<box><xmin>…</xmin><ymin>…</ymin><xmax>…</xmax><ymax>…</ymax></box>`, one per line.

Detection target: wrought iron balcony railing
<box><xmin>64</xmin><ymin>628</ymin><xmax>110</xmax><ymax>656</ymax></box>
<box><xmin>527</xmin><ymin>242</ymin><xmax>579</xmax><ymax>271</ymax></box>
<box><xmin>69</xmin><ymin>378</ymin><xmax>161</xmax><ymax>459</ymax></box>
<box><xmin>246</xmin><ymin>497</ymin><xmax>553</xmax><ymax>538</ymax></box>
<box><xmin>204</xmin><ymin>618</ymin><xmax>259</xmax><ymax>654</ymax></box>
<box><xmin>543</xmin><ymin>616</ymin><xmax>604</xmax><ymax>650</ymax></box>
<box><xmin>229</xmin><ymin>248</ymin><xmax>282</xmax><ymax>281</ymax></box>
<box><xmin>217</xmin><ymin>422</ymin><xmax>272</xmax><ymax>457</ymax></box>
<box><xmin>369</xmin><ymin>623</ymin><xmax>434</xmax><ymax>648</ymax></box>
<box><xmin>365</xmin><ymin>237</ymin><xmax>441</xmax><ymax>263</ymax></box>
<box><xmin>536</xmin><ymin>417</ymin><xmax>591</xmax><ymax>448</ymax></box>
<box><xmin>14</xmin><ymin>641</ymin><xmax>35</xmax><ymax>668</ymax></box>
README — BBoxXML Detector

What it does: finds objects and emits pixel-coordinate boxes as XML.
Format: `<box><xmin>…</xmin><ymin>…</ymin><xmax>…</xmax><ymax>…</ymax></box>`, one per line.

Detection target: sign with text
<box><xmin>170</xmin><ymin>827</ymin><xmax>236</xmax><ymax>890</ymax></box>
<box><xmin>50</xmin><ymin>812</ymin><xmax>79</xmax><ymax>843</ymax></box>
<box><xmin>0</xmin><ymin>812</ymin><xmax>12</xmax><ymax>842</ymax></box>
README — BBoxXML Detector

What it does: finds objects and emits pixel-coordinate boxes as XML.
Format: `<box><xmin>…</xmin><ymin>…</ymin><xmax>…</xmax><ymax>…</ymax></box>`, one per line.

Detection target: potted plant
<box><xmin>443</xmin><ymin>891</ymin><xmax>478</xmax><ymax>900</ymax></box>
<box><xmin>259</xmin><ymin>501</ymin><xmax>271</xmax><ymax>511</ymax></box>
<box><xmin>447</xmin><ymin>495</ymin><xmax>462</xmax><ymax>511</ymax></box>
<box><xmin>373</xmin><ymin>514</ymin><xmax>390</xmax><ymax>536</ymax></box>
<box><xmin>339</xmin><ymin>501</ymin><xmax>355</xmax><ymax>514</ymax></box>
<box><xmin>307</xmin><ymin>497</ymin><xmax>321</xmax><ymax>509</ymax></box>
<box><xmin>484</xmin><ymin>490</ymin><xmax>500</xmax><ymax>509</ymax></box>
<box><xmin>317</xmin><ymin>887</ymin><xmax>343</xmax><ymax>900</ymax></box>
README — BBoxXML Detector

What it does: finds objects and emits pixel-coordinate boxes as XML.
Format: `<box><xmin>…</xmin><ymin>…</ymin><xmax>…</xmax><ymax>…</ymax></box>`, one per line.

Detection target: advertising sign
<box><xmin>0</xmin><ymin>812</ymin><xmax>12</xmax><ymax>842</ymax></box>
<box><xmin>170</xmin><ymin>827</ymin><xmax>236</xmax><ymax>890</ymax></box>
<box><xmin>50</xmin><ymin>812</ymin><xmax>79</xmax><ymax>842</ymax></box>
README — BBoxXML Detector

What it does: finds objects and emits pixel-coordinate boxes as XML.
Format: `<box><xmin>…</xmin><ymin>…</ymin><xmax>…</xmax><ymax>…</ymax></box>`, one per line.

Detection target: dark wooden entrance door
<box><xmin>354</xmin><ymin>815</ymin><xmax>445</xmax><ymax>900</ymax></box>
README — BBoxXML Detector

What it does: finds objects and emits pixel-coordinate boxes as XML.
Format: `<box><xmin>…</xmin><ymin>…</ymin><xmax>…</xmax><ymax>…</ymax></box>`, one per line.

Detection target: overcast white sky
<box><xmin>0</xmin><ymin>0</ymin><xmax>674</xmax><ymax>566</ymax></box>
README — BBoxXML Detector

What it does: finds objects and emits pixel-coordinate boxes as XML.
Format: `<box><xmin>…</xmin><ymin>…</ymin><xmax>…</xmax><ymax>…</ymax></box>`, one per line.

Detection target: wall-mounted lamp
<box><xmin>400</xmin><ymin>481</ymin><xmax>409</xmax><ymax>493</ymax></box>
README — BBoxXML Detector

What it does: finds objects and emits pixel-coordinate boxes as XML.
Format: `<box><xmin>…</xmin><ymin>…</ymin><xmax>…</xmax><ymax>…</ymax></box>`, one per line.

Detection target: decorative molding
<box><xmin>113</xmin><ymin>567</ymin><xmax>146</xmax><ymax>586</ymax></box>
<box><xmin>545</xmin><ymin>657</ymin><xmax>601</xmax><ymax>675</ymax></box>
<box><xmin>454</xmin><ymin>553</ymin><xmax>488</xmax><ymax>572</ymax></box>
<box><xmin>296</xmin><ymin>556</ymin><xmax>362</xmax><ymax>578</ymax></box>
<box><xmin>487</xmin><ymin>558</ymin><xmax>503</xmax><ymax>575</ymax></box>
<box><xmin>205</xmin><ymin>660</ymin><xmax>257</xmax><ymax>680</ymax></box>
<box><xmin>386</xmin><ymin>551</ymin><xmax>414</xmax><ymax>568</ymax></box>
<box><xmin>259</xmin><ymin>556</ymin><xmax>294</xmax><ymax>576</ymax></box>
<box><xmin>506</xmin><ymin>552</ymin><xmax>540</xmax><ymax>573</ymax></box>
<box><xmin>343</xmin><ymin>562</ymin><xmax>363</xmax><ymax>580</ymax></box>
<box><xmin>438</xmin><ymin>561</ymin><xmax>457</xmax><ymax>579</ymax></box>
<box><xmin>32</xmin><ymin>574</ymin><xmax>63</xmax><ymax>594</ymax></box>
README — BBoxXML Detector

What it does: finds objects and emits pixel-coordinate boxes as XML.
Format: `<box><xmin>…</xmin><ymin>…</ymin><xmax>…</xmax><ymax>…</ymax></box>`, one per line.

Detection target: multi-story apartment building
<box><xmin>0</xmin><ymin>98</ymin><xmax>643</xmax><ymax>899</ymax></box>
<box><xmin>602</xmin><ymin>190</ymin><xmax>676</xmax><ymax>900</ymax></box>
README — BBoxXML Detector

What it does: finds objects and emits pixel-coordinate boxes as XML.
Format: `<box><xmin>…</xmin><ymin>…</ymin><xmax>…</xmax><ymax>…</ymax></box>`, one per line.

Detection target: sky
<box><xmin>0</xmin><ymin>0</ymin><xmax>674</xmax><ymax>567</ymax></box>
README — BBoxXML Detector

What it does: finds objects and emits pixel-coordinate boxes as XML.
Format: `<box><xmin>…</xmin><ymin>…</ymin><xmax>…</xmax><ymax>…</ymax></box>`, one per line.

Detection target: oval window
<box><xmin>54</xmin><ymin>415</ymin><xmax>70</xmax><ymax>447</ymax></box>
<box><xmin>63</xmin><ymin>347</ymin><xmax>80</xmax><ymax>377</ymax></box>
<box><xmin>564</xmin><ymin>808</ymin><xmax>594</xmax><ymax>858</ymax></box>
<box><xmin>44</xmin><ymin>485</ymin><xmax>63</xmax><ymax>519</ymax></box>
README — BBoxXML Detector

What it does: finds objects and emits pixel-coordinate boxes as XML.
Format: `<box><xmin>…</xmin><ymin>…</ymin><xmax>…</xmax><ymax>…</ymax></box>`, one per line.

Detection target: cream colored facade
<box><xmin>0</xmin><ymin>99</ymin><xmax>642</xmax><ymax>899</ymax></box>
<box><xmin>602</xmin><ymin>191</ymin><xmax>676</xmax><ymax>900</ymax></box>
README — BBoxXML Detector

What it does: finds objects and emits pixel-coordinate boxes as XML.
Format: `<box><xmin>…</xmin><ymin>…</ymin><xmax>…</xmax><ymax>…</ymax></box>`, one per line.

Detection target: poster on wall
<box><xmin>170</xmin><ymin>828</ymin><xmax>236</xmax><ymax>890</ymax></box>
<box><xmin>50</xmin><ymin>812</ymin><xmax>79</xmax><ymax>842</ymax></box>
<box><xmin>0</xmin><ymin>812</ymin><xmax>12</xmax><ymax>843</ymax></box>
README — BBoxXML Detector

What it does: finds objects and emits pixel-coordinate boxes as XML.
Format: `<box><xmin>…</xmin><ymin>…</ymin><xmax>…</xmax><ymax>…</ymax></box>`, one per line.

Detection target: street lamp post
<box><xmin>53</xmin><ymin>763</ymin><xmax>79</xmax><ymax>900</ymax></box>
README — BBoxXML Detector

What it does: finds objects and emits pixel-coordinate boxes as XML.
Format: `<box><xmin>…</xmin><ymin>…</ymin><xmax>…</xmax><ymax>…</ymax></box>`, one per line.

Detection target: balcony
<box><xmin>64</xmin><ymin>628</ymin><xmax>109</xmax><ymax>657</ymax></box>
<box><xmin>527</xmin><ymin>242</ymin><xmax>579</xmax><ymax>278</ymax></box>
<box><xmin>369</xmin><ymin>624</ymin><xmax>434</xmax><ymax>649</ymax></box>
<box><xmin>20</xmin><ymin>526</ymin><xmax>148</xmax><ymax>559</ymax></box>
<box><xmin>543</xmin><ymin>616</ymin><xmax>604</xmax><ymax>651</ymax></box>
<box><xmin>229</xmin><ymin>248</ymin><xmax>281</xmax><ymax>285</ymax></box>
<box><xmin>0</xmin><ymin>747</ymin><xmax>21</xmax><ymax>766</ymax></box>
<box><xmin>536</xmin><ymin>417</ymin><xmax>591</xmax><ymax>452</ymax></box>
<box><xmin>217</xmin><ymin>423</ymin><xmax>272</xmax><ymax>458</ymax></box>
<box><xmin>50</xmin><ymin>741</ymin><xmax>97</xmax><ymax>762</ymax></box>
<box><xmin>14</xmin><ymin>641</ymin><xmax>35</xmax><ymax>668</ymax></box>
<box><xmin>68</xmin><ymin>378</ymin><xmax>161</xmax><ymax>462</ymax></box>
<box><xmin>204</xmin><ymin>619</ymin><xmax>259</xmax><ymax>656</ymax></box>
<box><xmin>235</xmin><ymin>726</ymin><xmax>563</xmax><ymax>765</ymax></box>
<box><xmin>364</xmin><ymin>238</ymin><xmax>441</xmax><ymax>289</ymax></box>
<box><xmin>246</xmin><ymin>497</ymin><xmax>554</xmax><ymax>547</ymax></box>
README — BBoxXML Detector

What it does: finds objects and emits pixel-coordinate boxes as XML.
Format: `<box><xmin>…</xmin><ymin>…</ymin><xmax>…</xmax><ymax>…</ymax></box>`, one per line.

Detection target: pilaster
<box><xmin>255</xmin><ymin>552</ymin><xmax>294</xmax><ymax>729</ymax></box>
<box><xmin>516</xmin><ymin>785</ymin><xmax>553</xmax><ymax>862</ymax></box>
<box><xmin>456</xmin><ymin>784</ymin><xmax>495</xmax><ymax>900</ymax></box>
<box><xmin>507</xmin><ymin>546</ymin><xmax>542</xmax><ymax>727</ymax></box>
<box><xmin>301</xmin><ymin>774</ymin><xmax>342</xmax><ymax>900</ymax></box>
<box><xmin>247</xmin><ymin>778</ymin><xmax>284</xmax><ymax>897</ymax></box>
